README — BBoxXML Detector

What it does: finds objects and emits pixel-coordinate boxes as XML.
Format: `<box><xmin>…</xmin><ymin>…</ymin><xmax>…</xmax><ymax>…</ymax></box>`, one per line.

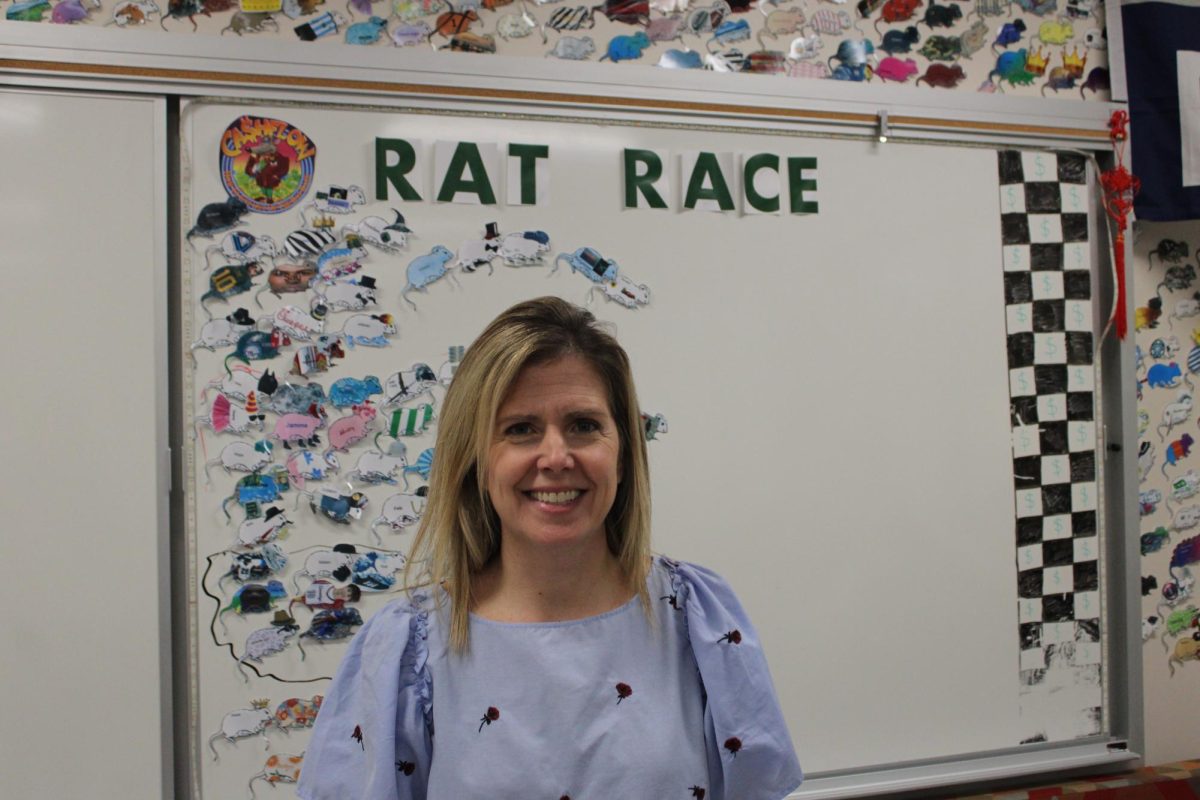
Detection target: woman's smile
<box><xmin>486</xmin><ymin>355</ymin><xmax>621</xmax><ymax>551</ymax></box>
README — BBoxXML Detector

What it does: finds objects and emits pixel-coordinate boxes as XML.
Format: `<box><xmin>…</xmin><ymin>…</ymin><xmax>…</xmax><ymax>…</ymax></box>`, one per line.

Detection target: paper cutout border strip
<box><xmin>998</xmin><ymin>150</ymin><xmax>1103</xmax><ymax>744</ymax></box>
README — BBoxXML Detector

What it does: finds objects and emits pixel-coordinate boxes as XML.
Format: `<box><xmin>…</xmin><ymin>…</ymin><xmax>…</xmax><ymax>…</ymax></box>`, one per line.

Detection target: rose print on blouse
<box><xmin>479</xmin><ymin>706</ymin><xmax>500</xmax><ymax>732</ymax></box>
<box><xmin>351</xmin><ymin>725</ymin><xmax>365</xmax><ymax>750</ymax></box>
<box><xmin>690</xmin><ymin>787</ymin><xmax>707</xmax><ymax>799</ymax></box>
<box><xmin>615</xmin><ymin>682</ymin><xmax>633</xmax><ymax>704</ymax></box>
<box><xmin>396</xmin><ymin>760</ymin><xmax>415</xmax><ymax>775</ymax></box>
<box><xmin>660</xmin><ymin>593</ymin><xmax>680</xmax><ymax>611</ymax></box>
<box><xmin>719</xmin><ymin>630</ymin><xmax>742</xmax><ymax>644</ymax></box>
<box><xmin>724</xmin><ymin>737</ymin><xmax>742</xmax><ymax>757</ymax></box>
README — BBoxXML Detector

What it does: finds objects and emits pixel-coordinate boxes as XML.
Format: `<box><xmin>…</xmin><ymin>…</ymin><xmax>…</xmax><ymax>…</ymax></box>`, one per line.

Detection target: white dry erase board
<box><xmin>181</xmin><ymin>98</ymin><xmax>1115</xmax><ymax>799</ymax></box>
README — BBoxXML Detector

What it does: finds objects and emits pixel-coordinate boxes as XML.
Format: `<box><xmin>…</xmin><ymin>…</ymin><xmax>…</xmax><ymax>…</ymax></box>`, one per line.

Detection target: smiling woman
<box><xmin>480</xmin><ymin>355</ymin><xmax>624</xmax><ymax>608</ymax></box>
<box><xmin>297</xmin><ymin>297</ymin><xmax>803</xmax><ymax>800</ymax></box>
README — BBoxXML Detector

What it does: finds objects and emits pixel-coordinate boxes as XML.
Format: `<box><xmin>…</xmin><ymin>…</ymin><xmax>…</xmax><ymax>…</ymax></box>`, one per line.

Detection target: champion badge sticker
<box><xmin>220</xmin><ymin>116</ymin><xmax>317</xmax><ymax>214</ymax></box>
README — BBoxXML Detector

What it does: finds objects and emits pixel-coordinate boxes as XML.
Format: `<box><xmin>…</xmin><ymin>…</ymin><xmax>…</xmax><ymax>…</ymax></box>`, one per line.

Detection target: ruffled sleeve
<box><xmin>668</xmin><ymin>558</ymin><xmax>804</xmax><ymax>800</ymax></box>
<box><xmin>296</xmin><ymin>594</ymin><xmax>434</xmax><ymax>800</ymax></box>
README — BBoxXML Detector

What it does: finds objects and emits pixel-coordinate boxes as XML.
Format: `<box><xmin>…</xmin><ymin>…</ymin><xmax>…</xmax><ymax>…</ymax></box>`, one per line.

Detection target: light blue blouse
<box><xmin>297</xmin><ymin>557</ymin><xmax>802</xmax><ymax>800</ymax></box>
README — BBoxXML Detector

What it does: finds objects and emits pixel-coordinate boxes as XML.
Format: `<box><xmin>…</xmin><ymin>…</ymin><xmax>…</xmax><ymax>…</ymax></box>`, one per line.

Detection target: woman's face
<box><xmin>486</xmin><ymin>355</ymin><xmax>622</xmax><ymax>555</ymax></box>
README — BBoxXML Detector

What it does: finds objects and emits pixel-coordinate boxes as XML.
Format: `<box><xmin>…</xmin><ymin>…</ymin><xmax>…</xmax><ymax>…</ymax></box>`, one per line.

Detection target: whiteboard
<box><xmin>0</xmin><ymin>88</ymin><xmax>170</xmax><ymax>799</ymax></box>
<box><xmin>180</xmin><ymin>99</ymin><xmax>1100</xmax><ymax>798</ymax></box>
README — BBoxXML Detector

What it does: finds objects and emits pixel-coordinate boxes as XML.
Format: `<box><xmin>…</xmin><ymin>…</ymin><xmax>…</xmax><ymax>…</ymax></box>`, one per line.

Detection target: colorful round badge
<box><xmin>220</xmin><ymin>116</ymin><xmax>317</xmax><ymax>214</ymax></box>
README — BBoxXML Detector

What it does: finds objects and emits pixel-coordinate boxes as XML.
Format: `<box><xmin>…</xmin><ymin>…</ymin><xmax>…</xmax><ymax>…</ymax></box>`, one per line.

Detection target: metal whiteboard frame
<box><xmin>1</xmin><ymin>23</ymin><xmax>1119</xmax><ymax>146</ymax></box>
<box><xmin>0</xmin><ymin>26</ymin><xmax>1142</xmax><ymax>800</ymax></box>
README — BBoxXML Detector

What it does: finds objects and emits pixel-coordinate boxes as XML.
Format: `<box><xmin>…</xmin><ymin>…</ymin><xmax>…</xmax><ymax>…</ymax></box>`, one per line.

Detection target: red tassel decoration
<box><xmin>1099</xmin><ymin>111</ymin><xmax>1139</xmax><ymax>339</ymax></box>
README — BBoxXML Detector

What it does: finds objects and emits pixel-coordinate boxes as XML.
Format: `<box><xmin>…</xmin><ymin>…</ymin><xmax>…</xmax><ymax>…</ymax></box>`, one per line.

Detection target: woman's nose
<box><xmin>537</xmin><ymin>427</ymin><xmax>574</xmax><ymax>471</ymax></box>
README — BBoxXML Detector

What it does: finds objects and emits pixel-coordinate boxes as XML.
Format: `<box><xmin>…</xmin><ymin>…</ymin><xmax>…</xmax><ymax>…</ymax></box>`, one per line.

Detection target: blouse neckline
<box><xmin>467</xmin><ymin>585</ymin><xmax>642</xmax><ymax>629</ymax></box>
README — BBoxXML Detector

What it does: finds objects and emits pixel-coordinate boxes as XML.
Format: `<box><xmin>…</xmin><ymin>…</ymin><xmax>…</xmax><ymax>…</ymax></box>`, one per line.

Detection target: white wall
<box><xmin>1131</xmin><ymin>219</ymin><xmax>1200</xmax><ymax>765</ymax></box>
<box><xmin>0</xmin><ymin>87</ymin><xmax>171</xmax><ymax>799</ymax></box>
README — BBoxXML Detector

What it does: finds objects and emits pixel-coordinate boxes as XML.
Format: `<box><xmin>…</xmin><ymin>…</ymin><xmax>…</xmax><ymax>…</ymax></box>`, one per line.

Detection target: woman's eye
<box><xmin>573</xmin><ymin>419</ymin><xmax>600</xmax><ymax>434</ymax></box>
<box><xmin>505</xmin><ymin>422</ymin><xmax>534</xmax><ymax>437</ymax></box>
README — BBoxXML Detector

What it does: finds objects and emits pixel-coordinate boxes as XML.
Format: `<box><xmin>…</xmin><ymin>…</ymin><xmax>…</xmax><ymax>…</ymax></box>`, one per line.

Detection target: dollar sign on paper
<box><xmin>1054</xmin><ymin>517</ymin><xmax>1064</xmax><ymax>534</ymax></box>
<box><xmin>1080</xmin><ymin>486</ymin><xmax>1090</xmax><ymax>504</ymax></box>
<box><xmin>1021</xmin><ymin>429</ymin><xmax>1031</xmax><ymax>448</ymax></box>
<box><xmin>1017</xmin><ymin>306</ymin><xmax>1029</xmax><ymax>323</ymax></box>
<box><xmin>1053</xmin><ymin>570</ymin><xmax>1061</xmax><ymax>585</ymax></box>
<box><xmin>1041</xmin><ymin>219</ymin><xmax>1052</xmax><ymax>239</ymax></box>
<box><xmin>1007</xmin><ymin>186</ymin><xmax>1018</xmax><ymax>208</ymax></box>
<box><xmin>1035</xmin><ymin>156</ymin><xmax>1047</xmax><ymax>177</ymax></box>
<box><xmin>1053</xmin><ymin>459</ymin><xmax>1063</xmax><ymax>476</ymax></box>
<box><xmin>1070</xmin><ymin>186</ymin><xmax>1080</xmax><ymax>209</ymax></box>
<box><xmin>1073</xmin><ymin>304</ymin><xmax>1085</xmax><ymax>326</ymax></box>
<box><xmin>1047</xmin><ymin>397</ymin><xmax>1059</xmax><ymax>416</ymax></box>
<box><xmin>1045</xmin><ymin>335</ymin><xmax>1058</xmax><ymax>356</ymax></box>
<box><xmin>1019</xmin><ymin>372</ymin><xmax>1030</xmax><ymax>392</ymax></box>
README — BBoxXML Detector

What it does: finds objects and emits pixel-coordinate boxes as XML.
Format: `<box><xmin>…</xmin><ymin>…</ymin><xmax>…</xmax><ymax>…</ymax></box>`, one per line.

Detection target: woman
<box><xmin>297</xmin><ymin>297</ymin><xmax>801</xmax><ymax>800</ymax></box>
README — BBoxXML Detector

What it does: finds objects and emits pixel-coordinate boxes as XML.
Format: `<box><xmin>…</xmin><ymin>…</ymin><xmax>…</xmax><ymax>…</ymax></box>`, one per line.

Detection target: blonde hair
<box><xmin>403</xmin><ymin>296</ymin><xmax>652</xmax><ymax>651</ymax></box>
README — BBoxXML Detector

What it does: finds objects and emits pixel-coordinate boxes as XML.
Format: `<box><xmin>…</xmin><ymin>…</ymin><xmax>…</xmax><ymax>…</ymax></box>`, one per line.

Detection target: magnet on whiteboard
<box><xmin>340</xmin><ymin>313</ymin><xmax>398</xmax><ymax>348</ymax></box>
<box><xmin>1141</xmin><ymin>489</ymin><xmax>1163</xmax><ymax>516</ymax></box>
<box><xmin>1148</xmin><ymin>239</ymin><xmax>1191</xmax><ymax>270</ymax></box>
<box><xmin>293</xmin><ymin>9</ymin><xmax>346</xmax><ymax>38</ymax></box>
<box><xmin>1142</xmin><ymin>529</ymin><xmax>1170</xmax><ymax>556</ymax></box>
<box><xmin>1135</xmin><ymin>297</ymin><xmax>1162</xmax><ymax>331</ymax></box>
<box><xmin>300</xmin><ymin>607</ymin><xmax>364</xmax><ymax>644</ymax></box>
<box><xmin>313</xmin><ymin>276</ymin><xmax>378</xmax><ymax>313</ymax></box>
<box><xmin>226</xmin><ymin>330</ymin><xmax>291</xmax><ymax>379</ymax></box>
<box><xmin>224</xmin><ymin>472</ymin><xmax>288</xmax><ymax>523</ymax></box>
<box><xmin>402</xmin><ymin>246</ymin><xmax>458</xmax><ymax>309</ymax></box>
<box><xmin>498</xmin><ymin>230</ymin><xmax>551</xmax><ymax>267</ymax></box>
<box><xmin>290</xmin><ymin>579</ymin><xmax>361</xmax><ymax>615</ymax></box>
<box><xmin>237</xmin><ymin>614</ymin><xmax>299</xmax><ymax>682</ymax></box>
<box><xmin>439</xmin><ymin>345</ymin><xmax>465</xmax><ymax>386</ymax></box>
<box><xmin>219</xmin><ymin>543</ymin><xmax>290</xmax><ymax>589</ymax></box>
<box><xmin>207</xmin><ymin>699</ymin><xmax>273</xmax><ymax>761</ymax></box>
<box><xmin>206</xmin><ymin>231</ymin><xmax>281</xmax><ymax>270</ymax></box>
<box><xmin>403</xmin><ymin>448</ymin><xmax>435</xmax><ymax>490</ymax></box>
<box><xmin>161</xmin><ymin>0</ymin><xmax>205</xmax><ymax>32</ymax></box>
<box><xmin>201</xmin><ymin>262</ymin><xmax>265</xmax><ymax>320</ymax></box>
<box><xmin>593</xmin><ymin>273</ymin><xmax>650</xmax><ymax>309</ymax></box>
<box><xmin>345</xmin><ymin>15</ymin><xmax>388</xmax><ymax>44</ymax></box>
<box><xmin>248</xmin><ymin>753</ymin><xmax>305</xmax><ymax>798</ymax></box>
<box><xmin>196</xmin><ymin>392</ymin><xmax>267</xmax><ymax>438</ymax></box>
<box><xmin>193</xmin><ymin>308</ymin><xmax>257</xmax><ymax>353</ymax></box>
<box><xmin>553</xmin><ymin>246</ymin><xmax>619</xmax><ymax>282</ymax></box>
<box><xmin>344</xmin><ymin>210</ymin><xmax>411</xmax><ymax>253</ymax></box>
<box><xmin>220</xmin><ymin>580</ymin><xmax>288</xmax><ymax>631</ymax></box>
<box><xmin>641</xmin><ymin>412</ymin><xmax>668</xmax><ymax>440</ymax></box>
<box><xmin>292</xmin><ymin>338</ymin><xmax>346</xmax><ymax>377</ymax></box>
<box><xmin>1150</xmin><ymin>337</ymin><xmax>1181</xmax><ymax>360</ymax></box>
<box><xmin>1158</xmin><ymin>263</ymin><xmax>1198</xmax><ymax>298</ymax></box>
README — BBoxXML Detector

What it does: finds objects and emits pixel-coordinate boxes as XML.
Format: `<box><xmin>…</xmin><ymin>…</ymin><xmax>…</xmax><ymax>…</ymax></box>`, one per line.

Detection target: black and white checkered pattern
<box><xmin>999</xmin><ymin>150</ymin><xmax>1103</xmax><ymax>740</ymax></box>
